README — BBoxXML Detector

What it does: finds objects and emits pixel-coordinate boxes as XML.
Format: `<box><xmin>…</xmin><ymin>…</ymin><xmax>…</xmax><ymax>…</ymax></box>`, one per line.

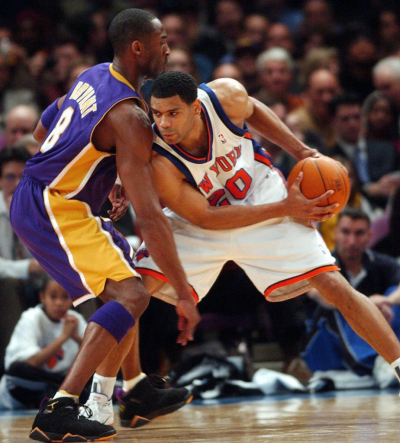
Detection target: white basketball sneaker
<box><xmin>80</xmin><ymin>392</ymin><xmax>114</xmax><ymax>426</ymax></box>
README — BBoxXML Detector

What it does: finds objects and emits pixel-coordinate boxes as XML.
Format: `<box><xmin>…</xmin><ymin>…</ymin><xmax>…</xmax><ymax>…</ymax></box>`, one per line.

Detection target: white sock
<box><xmin>390</xmin><ymin>358</ymin><xmax>400</xmax><ymax>383</ymax></box>
<box><xmin>53</xmin><ymin>390</ymin><xmax>79</xmax><ymax>401</ymax></box>
<box><xmin>90</xmin><ymin>373</ymin><xmax>117</xmax><ymax>400</ymax></box>
<box><xmin>123</xmin><ymin>372</ymin><xmax>146</xmax><ymax>392</ymax></box>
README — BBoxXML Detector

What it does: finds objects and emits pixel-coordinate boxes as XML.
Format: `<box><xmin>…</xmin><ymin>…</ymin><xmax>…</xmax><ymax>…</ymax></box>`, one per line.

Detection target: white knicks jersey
<box><xmin>152</xmin><ymin>83</ymin><xmax>287</xmax><ymax>209</ymax></box>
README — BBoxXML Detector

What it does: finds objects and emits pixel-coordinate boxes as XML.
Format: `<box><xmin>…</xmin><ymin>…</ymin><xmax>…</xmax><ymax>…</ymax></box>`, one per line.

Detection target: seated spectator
<box><xmin>255</xmin><ymin>47</ymin><xmax>304</xmax><ymax>112</ymax></box>
<box><xmin>372</xmin><ymin>56</ymin><xmax>400</xmax><ymax>127</ymax></box>
<box><xmin>0</xmin><ymin>146</ymin><xmax>43</xmax><ymax>282</ymax></box>
<box><xmin>233</xmin><ymin>38</ymin><xmax>262</xmax><ymax>95</ymax></box>
<box><xmin>0</xmin><ymin>146</ymin><xmax>45</xmax><ymax>373</ymax></box>
<box><xmin>284</xmin><ymin>112</ymin><xmax>326</xmax><ymax>154</ymax></box>
<box><xmin>296</xmin><ymin>0</ymin><xmax>343</xmax><ymax>53</ymax></box>
<box><xmin>212</xmin><ymin>62</ymin><xmax>244</xmax><ymax>84</ymax></box>
<box><xmin>340</xmin><ymin>33</ymin><xmax>378</xmax><ymax>101</ymax></box>
<box><xmin>298</xmin><ymin>47</ymin><xmax>341</xmax><ymax>91</ymax></box>
<box><xmin>83</xmin><ymin>8</ymin><xmax>113</xmax><ymax>64</ymax></box>
<box><xmin>40</xmin><ymin>36</ymin><xmax>83</xmax><ymax>106</ymax></box>
<box><xmin>243</xmin><ymin>14</ymin><xmax>269</xmax><ymax>48</ymax></box>
<box><xmin>0</xmin><ymin>104</ymin><xmax>39</xmax><ymax>151</ymax></box>
<box><xmin>164</xmin><ymin>46</ymin><xmax>200</xmax><ymax>83</ymax></box>
<box><xmin>252</xmin><ymin>100</ymin><xmax>296</xmax><ymax>178</ymax></box>
<box><xmin>301</xmin><ymin>208</ymin><xmax>400</xmax><ymax>389</ymax></box>
<box><xmin>375</xmin><ymin>7</ymin><xmax>400</xmax><ymax>59</ymax></box>
<box><xmin>0</xmin><ymin>276</ymin><xmax>87</xmax><ymax>409</ymax></box>
<box><xmin>0</xmin><ymin>29</ymin><xmax>38</xmax><ymax>120</ymax></box>
<box><xmin>191</xmin><ymin>0</ymin><xmax>244</xmax><ymax>66</ymax></box>
<box><xmin>329</xmin><ymin>93</ymin><xmax>362</xmax><ymax>161</ymax></box>
<box><xmin>374</xmin><ymin>185</ymin><xmax>400</xmax><ymax>259</ymax></box>
<box><xmin>254</xmin><ymin>0</ymin><xmax>303</xmax><ymax>34</ymax></box>
<box><xmin>66</xmin><ymin>57</ymin><xmax>95</xmax><ymax>91</ymax></box>
<box><xmin>161</xmin><ymin>12</ymin><xmax>213</xmax><ymax>83</ymax></box>
<box><xmin>319</xmin><ymin>156</ymin><xmax>383</xmax><ymax>251</ymax></box>
<box><xmin>265</xmin><ymin>22</ymin><xmax>296</xmax><ymax>57</ymax></box>
<box><xmin>358</xmin><ymin>91</ymin><xmax>400</xmax><ymax>208</ymax></box>
<box><xmin>288</xmin><ymin>67</ymin><xmax>341</xmax><ymax>152</ymax></box>
<box><xmin>361</xmin><ymin>90</ymin><xmax>399</xmax><ymax>143</ymax></box>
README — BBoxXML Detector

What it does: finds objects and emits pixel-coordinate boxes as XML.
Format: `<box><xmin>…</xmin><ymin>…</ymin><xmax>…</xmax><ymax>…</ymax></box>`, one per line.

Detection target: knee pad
<box><xmin>88</xmin><ymin>301</ymin><xmax>135</xmax><ymax>343</ymax></box>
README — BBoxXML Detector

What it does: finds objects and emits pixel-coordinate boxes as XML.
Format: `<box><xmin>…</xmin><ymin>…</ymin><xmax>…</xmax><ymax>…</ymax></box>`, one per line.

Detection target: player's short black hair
<box><xmin>108</xmin><ymin>8</ymin><xmax>157</xmax><ymax>55</ymax></box>
<box><xmin>150</xmin><ymin>71</ymin><xmax>198</xmax><ymax>105</ymax></box>
<box><xmin>0</xmin><ymin>146</ymin><xmax>31</xmax><ymax>177</ymax></box>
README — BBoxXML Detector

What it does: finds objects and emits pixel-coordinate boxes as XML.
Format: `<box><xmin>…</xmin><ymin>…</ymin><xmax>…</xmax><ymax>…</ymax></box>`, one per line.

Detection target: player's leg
<box><xmin>10</xmin><ymin>181</ymin><xmax>148</xmax><ymax>441</ymax></box>
<box><xmin>116</xmin><ymin>274</ymin><xmax>192</xmax><ymax>429</ymax></box>
<box><xmin>83</xmin><ymin>275</ymin><xmax>162</xmax><ymax>424</ymax></box>
<box><xmin>83</xmin><ymin>274</ymin><xmax>191</xmax><ymax>429</ymax></box>
<box><xmin>57</xmin><ymin>276</ymin><xmax>149</xmax><ymax>396</ymax></box>
<box><xmin>29</xmin><ymin>276</ymin><xmax>149</xmax><ymax>442</ymax></box>
<box><xmin>309</xmin><ymin>271</ymin><xmax>400</xmax><ymax>381</ymax></box>
<box><xmin>82</xmin><ymin>325</ymin><xmax>138</xmax><ymax>426</ymax></box>
<box><xmin>120</xmin><ymin>273</ymin><xmax>166</xmax><ymax>380</ymax></box>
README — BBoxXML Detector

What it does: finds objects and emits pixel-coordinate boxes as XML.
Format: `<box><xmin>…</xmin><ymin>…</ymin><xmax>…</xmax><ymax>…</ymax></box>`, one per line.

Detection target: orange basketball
<box><xmin>287</xmin><ymin>157</ymin><xmax>351</xmax><ymax>215</ymax></box>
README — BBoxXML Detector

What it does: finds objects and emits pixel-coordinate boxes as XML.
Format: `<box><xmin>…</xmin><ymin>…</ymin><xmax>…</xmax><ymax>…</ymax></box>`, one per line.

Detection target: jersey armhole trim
<box><xmin>199</xmin><ymin>83</ymin><xmax>246</xmax><ymax>137</ymax></box>
<box><xmin>152</xmin><ymin>143</ymin><xmax>198</xmax><ymax>188</ymax></box>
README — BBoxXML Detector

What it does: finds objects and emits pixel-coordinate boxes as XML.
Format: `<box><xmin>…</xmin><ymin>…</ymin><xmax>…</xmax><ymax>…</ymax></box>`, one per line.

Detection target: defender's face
<box><xmin>151</xmin><ymin>95</ymin><xmax>198</xmax><ymax>145</ymax></box>
<box><xmin>142</xmin><ymin>19</ymin><xmax>170</xmax><ymax>79</ymax></box>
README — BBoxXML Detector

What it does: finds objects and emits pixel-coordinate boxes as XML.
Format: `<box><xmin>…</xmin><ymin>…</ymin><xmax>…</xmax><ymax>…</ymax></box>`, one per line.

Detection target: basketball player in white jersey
<box><xmin>87</xmin><ymin>71</ymin><xmax>400</xmax><ymax>427</ymax></box>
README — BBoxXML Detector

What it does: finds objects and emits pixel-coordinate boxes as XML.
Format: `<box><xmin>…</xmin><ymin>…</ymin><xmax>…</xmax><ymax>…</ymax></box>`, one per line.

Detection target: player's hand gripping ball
<box><xmin>287</xmin><ymin>156</ymin><xmax>351</xmax><ymax>215</ymax></box>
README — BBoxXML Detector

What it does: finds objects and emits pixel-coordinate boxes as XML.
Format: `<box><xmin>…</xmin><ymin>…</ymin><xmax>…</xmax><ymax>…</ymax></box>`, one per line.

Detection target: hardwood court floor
<box><xmin>1</xmin><ymin>390</ymin><xmax>399</xmax><ymax>442</ymax></box>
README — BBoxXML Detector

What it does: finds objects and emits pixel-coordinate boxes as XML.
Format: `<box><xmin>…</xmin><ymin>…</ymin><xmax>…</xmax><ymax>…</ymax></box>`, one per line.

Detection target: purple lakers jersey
<box><xmin>25</xmin><ymin>63</ymin><xmax>148</xmax><ymax>214</ymax></box>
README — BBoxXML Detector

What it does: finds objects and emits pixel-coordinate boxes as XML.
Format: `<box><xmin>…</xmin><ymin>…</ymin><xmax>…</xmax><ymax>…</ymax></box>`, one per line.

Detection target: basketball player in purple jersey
<box><xmin>83</xmin><ymin>71</ymin><xmax>400</xmax><ymax>427</ymax></box>
<box><xmin>10</xmin><ymin>9</ymin><xmax>199</xmax><ymax>442</ymax></box>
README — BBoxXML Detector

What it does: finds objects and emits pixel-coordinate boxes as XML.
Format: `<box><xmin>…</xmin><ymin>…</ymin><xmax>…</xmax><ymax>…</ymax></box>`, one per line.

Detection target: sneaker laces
<box><xmin>78</xmin><ymin>403</ymin><xmax>94</xmax><ymax>420</ymax></box>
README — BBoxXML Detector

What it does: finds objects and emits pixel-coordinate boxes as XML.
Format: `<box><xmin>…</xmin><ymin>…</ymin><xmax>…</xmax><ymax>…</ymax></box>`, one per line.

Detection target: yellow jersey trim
<box><xmin>109</xmin><ymin>64</ymin><xmax>149</xmax><ymax>113</ymax></box>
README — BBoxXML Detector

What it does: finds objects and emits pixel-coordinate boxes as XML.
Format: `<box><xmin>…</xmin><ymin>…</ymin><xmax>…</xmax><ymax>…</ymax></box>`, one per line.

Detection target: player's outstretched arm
<box><xmin>245</xmin><ymin>96</ymin><xmax>318</xmax><ymax>161</ymax></box>
<box><xmin>109</xmin><ymin>101</ymin><xmax>200</xmax><ymax>345</ymax></box>
<box><xmin>153</xmin><ymin>154</ymin><xmax>338</xmax><ymax>229</ymax></box>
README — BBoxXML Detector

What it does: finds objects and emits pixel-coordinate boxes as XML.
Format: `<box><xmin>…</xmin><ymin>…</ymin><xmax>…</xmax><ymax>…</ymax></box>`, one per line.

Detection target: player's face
<box><xmin>40</xmin><ymin>280</ymin><xmax>71</xmax><ymax>322</ymax></box>
<box><xmin>142</xmin><ymin>19</ymin><xmax>170</xmax><ymax>79</ymax></box>
<box><xmin>335</xmin><ymin>216</ymin><xmax>371</xmax><ymax>262</ymax></box>
<box><xmin>151</xmin><ymin>95</ymin><xmax>199</xmax><ymax>144</ymax></box>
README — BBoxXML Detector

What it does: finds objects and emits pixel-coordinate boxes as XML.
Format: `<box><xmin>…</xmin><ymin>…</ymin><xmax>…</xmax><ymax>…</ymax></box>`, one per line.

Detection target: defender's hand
<box><xmin>175</xmin><ymin>299</ymin><xmax>201</xmax><ymax>346</ymax></box>
<box><xmin>108</xmin><ymin>183</ymin><xmax>129</xmax><ymax>221</ymax></box>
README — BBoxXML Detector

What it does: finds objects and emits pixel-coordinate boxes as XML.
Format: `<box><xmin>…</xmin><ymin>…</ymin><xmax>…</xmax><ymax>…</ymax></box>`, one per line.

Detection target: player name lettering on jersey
<box><xmin>70</xmin><ymin>81</ymin><xmax>98</xmax><ymax>117</ymax></box>
<box><xmin>209</xmin><ymin>145</ymin><xmax>242</xmax><ymax>176</ymax></box>
<box><xmin>199</xmin><ymin>145</ymin><xmax>243</xmax><ymax>194</ymax></box>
